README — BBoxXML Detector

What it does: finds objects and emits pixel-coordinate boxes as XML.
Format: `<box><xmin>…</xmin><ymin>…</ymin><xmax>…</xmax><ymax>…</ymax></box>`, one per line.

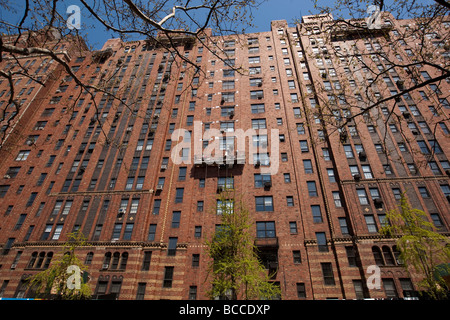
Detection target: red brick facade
<box><xmin>0</xmin><ymin>12</ymin><xmax>449</xmax><ymax>300</ymax></box>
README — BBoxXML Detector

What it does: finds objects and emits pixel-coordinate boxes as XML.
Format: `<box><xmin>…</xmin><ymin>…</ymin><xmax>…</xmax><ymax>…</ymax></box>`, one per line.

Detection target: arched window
<box><xmin>372</xmin><ymin>246</ymin><xmax>384</xmax><ymax>266</ymax></box>
<box><xmin>85</xmin><ymin>252</ymin><xmax>94</xmax><ymax>265</ymax></box>
<box><xmin>103</xmin><ymin>252</ymin><xmax>112</xmax><ymax>269</ymax></box>
<box><xmin>111</xmin><ymin>252</ymin><xmax>120</xmax><ymax>269</ymax></box>
<box><xmin>28</xmin><ymin>252</ymin><xmax>38</xmax><ymax>268</ymax></box>
<box><xmin>392</xmin><ymin>246</ymin><xmax>402</xmax><ymax>265</ymax></box>
<box><xmin>120</xmin><ymin>252</ymin><xmax>128</xmax><ymax>270</ymax></box>
<box><xmin>382</xmin><ymin>246</ymin><xmax>395</xmax><ymax>265</ymax></box>
<box><xmin>35</xmin><ymin>252</ymin><xmax>46</xmax><ymax>268</ymax></box>
<box><xmin>43</xmin><ymin>252</ymin><xmax>53</xmax><ymax>269</ymax></box>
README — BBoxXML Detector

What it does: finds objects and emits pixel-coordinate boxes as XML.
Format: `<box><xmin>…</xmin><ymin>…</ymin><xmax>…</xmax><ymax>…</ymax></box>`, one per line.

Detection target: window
<box><xmin>428</xmin><ymin>161</ymin><xmax>441</xmax><ymax>175</ymax></box>
<box><xmin>171</xmin><ymin>211</ymin><xmax>181</xmax><ymax>228</ymax></box>
<box><xmin>339</xmin><ymin>218</ymin><xmax>349</xmax><ymax>235</ymax></box>
<box><xmin>357</xmin><ymin>188</ymin><xmax>369</xmax><ymax>205</ymax></box>
<box><xmin>321</xmin><ymin>263</ymin><xmax>335</xmax><ymax>285</ymax></box>
<box><xmin>300</xmin><ymin>140</ymin><xmax>309</xmax><ymax>152</ymax></box>
<box><xmin>362</xmin><ymin>165</ymin><xmax>373</xmax><ymax>179</ymax></box>
<box><xmin>392</xmin><ymin>188</ymin><xmax>402</xmax><ymax>199</ymax></box>
<box><xmin>248</xmin><ymin>56</ymin><xmax>260</xmax><ymax>64</ymax></box>
<box><xmin>255</xmin><ymin>196</ymin><xmax>274</xmax><ymax>211</ymax></box>
<box><xmin>26</xmin><ymin>192</ymin><xmax>38</xmax><ymax>207</ymax></box>
<box><xmin>197</xmin><ymin>201</ymin><xmax>204</xmax><ymax>212</ymax></box>
<box><xmin>430</xmin><ymin>213</ymin><xmax>445</xmax><ymax>229</ymax></box>
<box><xmin>192</xmin><ymin>254</ymin><xmax>200</xmax><ymax>267</ymax></box>
<box><xmin>343</xmin><ymin>145</ymin><xmax>354</xmax><ymax>158</ymax></box>
<box><xmin>178</xmin><ymin>167</ymin><xmax>187</xmax><ymax>181</ymax></box>
<box><xmin>217</xmin><ymin>199</ymin><xmax>234</xmax><ymax>215</ymax></box>
<box><xmin>365</xmin><ymin>215</ymin><xmax>378</xmax><ymax>233</ymax></box>
<box><xmin>189</xmin><ymin>286</ymin><xmax>198</xmax><ymax>300</ymax></box>
<box><xmin>382</xmin><ymin>279</ymin><xmax>398</xmax><ymax>298</ymax></box>
<box><xmin>218</xmin><ymin>177</ymin><xmax>234</xmax><ymax>189</ymax></box>
<box><xmin>290</xmin><ymin>222</ymin><xmax>298</xmax><ymax>234</ymax></box>
<box><xmin>111</xmin><ymin>223</ymin><xmax>122</xmax><ymax>240</ymax></box>
<box><xmin>175</xmin><ymin>188</ymin><xmax>184</xmax><ymax>203</ymax></box>
<box><xmin>141</xmin><ymin>251</ymin><xmax>152</xmax><ymax>271</ymax></box>
<box><xmin>61</xmin><ymin>201</ymin><xmax>73</xmax><ymax>215</ymax></box>
<box><xmin>195</xmin><ymin>226</ymin><xmax>202</xmax><ymax>238</ymax></box>
<box><xmin>326</xmin><ymin>169</ymin><xmax>336</xmax><ymax>182</ymax></box>
<box><xmin>286</xmin><ymin>196</ymin><xmax>294</xmax><ymax>206</ymax></box>
<box><xmin>152</xmin><ymin>199</ymin><xmax>161</xmax><ymax>215</ymax></box>
<box><xmin>316</xmin><ymin>232</ymin><xmax>328</xmax><ymax>252</ymax></box>
<box><xmin>251</xmin><ymin>103</ymin><xmax>265</xmax><ymax>114</ymax></box>
<box><xmin>284</xmin><ymin>173</ymin><xmax>291</xmax><ymax>183</ymax></box>
<box><xmin>440</xmin><ymin>184</ymin><xmax>450</xmax><ymax>197</ymax></box>
<box><xmin>429</xmin><ymin>139</ymin><xmax>443</xmax><ymax>153</ymax></box>
<box><xmin>303</xmin><ymin>160</ymin><xmax>313</xmax><ymax>174</ymax></box>
<box><xmin>346</xmin><ymin>246</ymin><xmax>357</xmax><ymax>267</ymax></box>
<box><xmin>293</xmin><ymin>250</ymin><xmax>301</xmax><ymax>263</ymax></box>
<box><xmin>123</xmin><ymin>223</ymin><xmax>134</xmax><ymax>240</ymax></box>
<box><xmin>168</xmin><ymin>237</ymin><xmax>178</xmax><ymax>256</ymax></box>
<box><xmin>333</xmin><ymin>192</ymin><xmax>342</xmax><ymax>207</ymax></box>
<box><xmin>417</xmin><ymin>141</ymin><xmax>430</xmax><ymax>154</ymax></box>
<box><xmin>14</xmin><ymin>214</ymin><xmax>27</xmax><ymax>230</ymax></box>
<box><xmin>254</xmin><ymin>174</ymin><xmax>271</xmax><ymax>188</ymax></box>
<box><xmin>163</xmin><ymin>266</ymin><xmax>174</xmax><ymax>288</ymax></box>
<box><xmin>147</xmin><ymin>224</ymin><xmax>157</xmax><ymax>241</ymax></box>
<box><xmin>250</xmin><ymin>90</ymin><xmax>264</xmax><ymax>100</ymax></box>
<box><xmin>256</xmin><ymin>221</ymin><xmax>276</xmax><ymax>238</ymax></box>
<box><xmin>296</xmin><ymin>283</ymin><xmax>306</xmax><ymax>298</ymax></box>
<box><xmin>311</xmin><ymin>205</ymin><xmax>323</xmax><ymax>223</ymax></box>
<box><xmin>16</xmin><ymin>150</ymin><xmax>30</xmax><ymax>161</ymax></box>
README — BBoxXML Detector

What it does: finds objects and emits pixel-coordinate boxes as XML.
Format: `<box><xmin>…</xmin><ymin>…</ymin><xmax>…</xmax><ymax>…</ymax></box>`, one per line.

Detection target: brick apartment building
<box><xmin>0</xmin><ymin>12</ymin><xmax>449</xmax><ymax>300</ymax></box>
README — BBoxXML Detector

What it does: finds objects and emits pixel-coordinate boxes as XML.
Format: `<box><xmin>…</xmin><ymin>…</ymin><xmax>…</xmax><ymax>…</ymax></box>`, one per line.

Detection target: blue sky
<box><xmin>247</xmin><ymin>0</ymin><xmax>317</xmax><ymax>32</ymax></box>
<box><xmin>1</xmin><ymin>0</ymin><xmax>319</xmax><ymax>49</ymax></box>
<box><xmin>80</xmin><ymin>0</ymin><xmax>320</xmax><ymax>49</ymax></box>
<box><xmin>2</xmin><ymin>0</ymin><xmax>437</xmax><ymax>50</ymax></box>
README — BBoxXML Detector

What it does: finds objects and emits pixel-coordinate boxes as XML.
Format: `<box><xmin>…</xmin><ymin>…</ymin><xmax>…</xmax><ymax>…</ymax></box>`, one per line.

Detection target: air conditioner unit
<box><xmin>373</xmin><ymin>198</ymin><xmax>383</xmax><ymax>208</ymax></box>
<box><xmin>102</xmin><ymin>264</ymin><xmax>109</xmax><ymax>270</ymax></box>
<box><xmin>3</xmin><ymin>175</ymin><xmax>11</xmax><ymax>179</ymax></box>
<box><xmin>358</xmin><ymin>151</ymin><xmax>367</xmax><ymax>161</ymax></box>
<box><xmin>161</xmin><ymin>164</ymin><xmax>168</xmax><ymax>170</ymax></box>
<box><xmin>156</xmin><ymin>185</ymin><xmax>163</xmax><ymax>191</ymax></box>
<box><xmin>264</xmin><ymin>181</ymin><xmax>272</xmax><ymax>188</ymax></box>
<box><xmin>353</xmin><ymin>174</ymin><xmax>361</xmax><ymax>181</ymax></box>
<box><xmin>228</xmin><ymin>111</ymin><xmax>234</xmax><ymax>118</ymax></box>
<box><xmin>216</xmin><ymin>186</ymin><xmax>223</xmax><ymax>193</ymax></box>
<box><xmin>118</xmin><ymin>208</ymin><xmax>125</xmax><ymax>216</ymax></box>
<box><xmin>11</xmin><ymin>263</ymin><xmax>17</xmax><ymax>269</ymax></box>
<box><xmin>254</xmin><ymin>161</ymin><xmax>261</xmax><ymax>168</ymax></box>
